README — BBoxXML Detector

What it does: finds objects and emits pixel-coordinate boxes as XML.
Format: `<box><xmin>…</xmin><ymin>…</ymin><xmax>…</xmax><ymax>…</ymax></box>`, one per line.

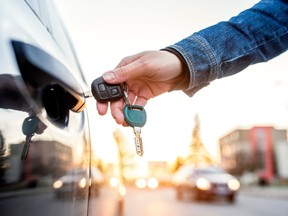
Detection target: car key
<box><xmin>21</xmin><ymin>116</ymin><xmax>39</xmax><ymax>160</ymax></box>
<box><xmin>122</xmin><ymin>88</ymin><xmax>147</xmax><ymax>157</ymax></box>
<box><xmin>84</xmin><ymin>76</ymin><xmax>123</xmax><ymax>103</ymax></box>
<box><xmin>124</xmin><ymin>105</ymin><xmax>146</xmax><ymax>156</ymax></box>
<box><xmin>22</xmin><ymin>134</ymin><xmax>34</xmax><ymax>160</ymax></box>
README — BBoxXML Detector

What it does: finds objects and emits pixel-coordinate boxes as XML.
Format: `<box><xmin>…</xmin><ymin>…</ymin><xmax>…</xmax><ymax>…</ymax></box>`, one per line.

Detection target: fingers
<box><xmin>96</xmin><ymin>102</ymin><xmax>108</xmax><ymax>115</ymax></box>
<box><xmin>110</xmin><ymin>90</ymin><xmax>136</xmax><ymax>125</ymax></box>
<box><xmin>110</xmin><ymin>100</ymin><xmax>125</xmax><ymax>125</ymax></box>
<box><xmin>97</xmin><ymin>100</ymin><xmax>126</xmax><ymax>125</ymax></box>
<box><xmin>97</xmin><ymin>51</ymin><xmax>157</xmax><ymax>125</ymax></box>
<box><xmin>133</xmin><ymin>96</ymin><xmax>148</xmax><ymax>107</ymax></box>
<box><xmin>99</xmin><ymin>91</ymin><xmax>147</xmax><ymax>126</ymax></box>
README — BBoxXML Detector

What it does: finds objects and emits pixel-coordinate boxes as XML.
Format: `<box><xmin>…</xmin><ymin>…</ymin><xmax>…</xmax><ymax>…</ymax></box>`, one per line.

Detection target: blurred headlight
<box><xmin>53</xmin><ymin>180</ymin><xmax>63</xmax><ymax>189</ymax></box>
<box><xmin>147</xmin><ymin>178</ymin><xmax>159</xmax><ymax>189</ymax></box>
<box><xmin>118</xmin><ymin>185</ymin><xmax>126</xmax><ymax>197</ymax></box>
<box><xmin>78</xmin><ymin>178</ymin><xmax>87</xmax><ymax>188</ymax></box>
<box><xmin>109</xmin><ymin>177</ymin><xmax>119</xmax><ymax>188</ymax></box>
<box><xmin>227</xmin><ymin>179</ymin><xmax>240</xmax><ymax>191</ymax></box>
<box><xmin>196</xmin><ymin>178</ymin><xmax>211</xmax><ymax>190</ymax></box>
<box><xmin>135</xmin><ymin>178</ymin><xmax>147</xmax><ymax>189</ymax></box>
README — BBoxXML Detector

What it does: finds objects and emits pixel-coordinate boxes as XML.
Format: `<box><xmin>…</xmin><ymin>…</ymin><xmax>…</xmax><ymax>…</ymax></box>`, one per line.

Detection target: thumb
<box><xmin>103</xmin><ymin>52</ymin><xmax>145</xmax><ymax>84</ymax></box>
<box><xmin>102</xmin><ymin>68</ymin><xmax>126</xmax><ymax>84</ymax></box>
<box><xmin>102</xmin><ymin>61</ymin><xmax>140</xmax><ymax>84</ymax></box>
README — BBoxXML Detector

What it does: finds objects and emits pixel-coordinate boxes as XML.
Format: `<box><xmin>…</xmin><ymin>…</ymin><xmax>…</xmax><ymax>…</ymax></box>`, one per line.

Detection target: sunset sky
<box><xmin>54</xmin><ymin>0</ymin><xmax>288</xmax><ymax>163</ymax></box>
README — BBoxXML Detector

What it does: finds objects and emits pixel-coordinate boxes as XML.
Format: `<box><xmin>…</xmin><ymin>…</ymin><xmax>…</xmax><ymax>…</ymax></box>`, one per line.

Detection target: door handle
<box><xmin>12</xmin><ymin>41</ymin><xmax>86</xmax><ymax>112</ymax></box>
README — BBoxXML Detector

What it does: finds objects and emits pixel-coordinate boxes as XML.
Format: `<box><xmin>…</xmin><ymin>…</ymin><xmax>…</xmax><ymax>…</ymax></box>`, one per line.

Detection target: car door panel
<box><xmin>0</xmin><ymin>0</ymin><xmax>91</xmax><ymax>215</ymax></box>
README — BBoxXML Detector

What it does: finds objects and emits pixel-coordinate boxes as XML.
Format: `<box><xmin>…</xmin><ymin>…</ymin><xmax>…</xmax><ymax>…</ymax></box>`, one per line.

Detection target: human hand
<box><xmin>96</xmin><ymin>50</ymin><xmax>189</xmax><ymax>125</ymax></box>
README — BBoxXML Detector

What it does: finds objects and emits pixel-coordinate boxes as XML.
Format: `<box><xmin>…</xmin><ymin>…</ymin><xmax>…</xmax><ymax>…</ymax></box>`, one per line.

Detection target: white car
<box><xmin>0</xmin><ymin>1</ymin><xmax>112</xmax><ymax>215</ymax></box>
<box><xmin>53</xmin><ymin>168</ymin><xmax>104</xmax><ymax>199</ymax></box>
<box><xmin>172</xmin><ymin>165</ymin><xmax>240</xmax><ymax>203</ymax></box>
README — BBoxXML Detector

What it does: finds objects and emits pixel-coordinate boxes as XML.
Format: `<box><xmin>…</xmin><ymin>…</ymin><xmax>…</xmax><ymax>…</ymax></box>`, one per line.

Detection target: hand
<box><xmin>96</xmin><ymin>50</ymin><xmax>189</xmax><ymax>125</ymax></box>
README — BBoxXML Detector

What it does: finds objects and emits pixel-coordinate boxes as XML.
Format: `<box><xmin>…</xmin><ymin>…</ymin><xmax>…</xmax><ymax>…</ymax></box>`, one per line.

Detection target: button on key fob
<box><xmin>90</xmin><ymin>76</ymin><xmax>123</xmax><ymax>103</ymax></box>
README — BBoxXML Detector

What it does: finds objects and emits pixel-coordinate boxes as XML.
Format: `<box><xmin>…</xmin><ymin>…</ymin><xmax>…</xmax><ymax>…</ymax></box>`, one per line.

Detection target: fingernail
<box><xmin>103</xmin><ymin>71</ymin><xmax>116</xmax><ymax>81</ymax></box>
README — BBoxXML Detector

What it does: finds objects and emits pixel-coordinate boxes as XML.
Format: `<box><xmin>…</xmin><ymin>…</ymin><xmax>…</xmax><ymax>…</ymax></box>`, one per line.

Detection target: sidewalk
<box><xmin>240</xmin><ymin>185</ymin><xmax>288</xmax><ymax>200</ymax></box>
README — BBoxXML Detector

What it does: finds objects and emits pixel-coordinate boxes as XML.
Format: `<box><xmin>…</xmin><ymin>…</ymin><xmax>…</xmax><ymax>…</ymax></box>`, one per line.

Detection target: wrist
<box><xmin>160</xmin><ymin>47</ymin><xmax>190</xmax><ymax>91</ymax></box>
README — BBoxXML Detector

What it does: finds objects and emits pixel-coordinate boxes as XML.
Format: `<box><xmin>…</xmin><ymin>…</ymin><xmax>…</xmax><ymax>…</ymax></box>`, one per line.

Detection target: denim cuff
<box><xmin>164</xmin><ymin>34</ymin><xmax>216</xmax><ymax>97</ymax></box>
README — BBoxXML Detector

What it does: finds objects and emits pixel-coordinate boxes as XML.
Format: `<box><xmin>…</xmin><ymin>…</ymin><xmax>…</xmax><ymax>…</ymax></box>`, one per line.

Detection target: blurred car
<box><xmin>53</xmin><ymin>169</ymin><xmax>89</xmax><ymax>199</ymax></box>
<box><xmin>53</xmin><ymin>168</ymin><xmax>104</xmax><ymax>198</ymax></box>
<box><xmin>0</xmin><ymin>1</ymin><xmax>116</xmax><ymax>216</ymax></box>
<box><xmin>90</xmin><ymin>167</ymin><xmax>105</xmax><ymax>195</ymax></box>
<box><xmin>172</xmin><ymin>165</ymin><xmax>240</xmax><ymax>203</ymax></box>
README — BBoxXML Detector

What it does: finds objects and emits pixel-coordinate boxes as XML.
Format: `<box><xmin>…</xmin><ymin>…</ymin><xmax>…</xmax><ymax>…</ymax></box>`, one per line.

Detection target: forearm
<box><xmin>166</xmin><ymin>0</ymin><xmax>288</xmax><ymax>96</ymax></box>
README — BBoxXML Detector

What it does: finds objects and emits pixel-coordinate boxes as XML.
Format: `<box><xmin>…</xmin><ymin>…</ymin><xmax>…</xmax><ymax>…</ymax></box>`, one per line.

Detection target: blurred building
<box><xmin>148</xmin><ymin>161</ymin><xmax>171</xmax><ymax>186</ymax></box>
<box><xmin>5</xmin><ymin>141</ymin><xmax>72</xmax><ymax>185</ymax></box>
<box><xmin>112</xmin><ymin>129</ymin><xmax>137</xmax><ymax>184</ymax></box>
<box><xmin>219</xmin><ymin>126</ymin><xmax>288</xmax><ymax>184</ymax></box>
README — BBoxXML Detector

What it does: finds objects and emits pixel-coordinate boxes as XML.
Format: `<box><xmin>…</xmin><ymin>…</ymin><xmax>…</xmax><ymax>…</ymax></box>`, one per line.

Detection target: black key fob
<box><xmin>91</xmin><ymin>76</ymin><xmax>123</xmax><ymax>103</ymax></box>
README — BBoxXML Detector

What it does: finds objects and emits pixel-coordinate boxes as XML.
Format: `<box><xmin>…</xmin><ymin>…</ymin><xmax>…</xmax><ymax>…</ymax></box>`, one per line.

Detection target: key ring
<box><xmin>121</xmin><ymin>82</ymin><xmax>131</xmax><ymax>106</ymax></box>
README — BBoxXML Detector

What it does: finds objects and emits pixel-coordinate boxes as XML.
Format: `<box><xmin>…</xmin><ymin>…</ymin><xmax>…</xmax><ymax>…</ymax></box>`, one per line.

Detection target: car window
<box><xmin>67</xmin><ymin>169</ymin><xmax>86</xmax><ymax>176</ymax></box>
<box><xmin>24</xmin><ymin>0</ymin><xmax>40</xmax><ymax>15</ymax></box>
<box><xmin>24</xmin><ymin>0</ymin><xmax>50</xmax><ymax>31</ymax></box>
<box><xmin>194</xmin><ymin>167</ymin><xmax>225</xmax><ymax>175</ymax></box>
<box><xmin>44</xmin><ymin>0</ymin><xmax>86</xmax><ymax>83</ymax></box>
<box><xmin>24</xmin><ymin>0</ymin><xmax>86</xmax><ymax>83</ymax></box>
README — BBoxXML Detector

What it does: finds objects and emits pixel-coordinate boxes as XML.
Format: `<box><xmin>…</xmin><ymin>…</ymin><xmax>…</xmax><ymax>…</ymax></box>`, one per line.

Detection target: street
<box><xmin>1</xmin><ymin>186</ymin><xmax>288</xmax><ymax>216</ymax></box>
<box><xmin>0</xmin><ymin>189</ymin><xmax>88</xmax><ymax>216</ymax></box>
<box><xmin>97</xmin><ymin>186</ymin><xmax>288</xmax><ymax>216</ymax></box>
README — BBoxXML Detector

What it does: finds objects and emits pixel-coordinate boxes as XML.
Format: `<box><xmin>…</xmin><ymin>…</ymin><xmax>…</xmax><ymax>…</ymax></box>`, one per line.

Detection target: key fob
<box><xmin>91</xmin><ymin>76</ymin><xmax>123</xmax><ymax>103</ymax></box>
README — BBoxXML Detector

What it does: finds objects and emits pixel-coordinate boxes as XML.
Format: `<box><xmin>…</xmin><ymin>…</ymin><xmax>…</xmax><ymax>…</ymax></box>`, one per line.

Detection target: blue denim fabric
<box><xmin>167</xmin><ymin>0</ymin><xmax>288</xmax><ymax>96</ymax></box>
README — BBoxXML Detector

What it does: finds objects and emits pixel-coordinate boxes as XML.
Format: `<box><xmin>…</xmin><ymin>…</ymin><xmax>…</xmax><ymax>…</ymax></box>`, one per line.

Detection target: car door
<box><xmin>0</xmin><ymin>0</ymin><xmax>91</xmax><ymax>215</ymax></box>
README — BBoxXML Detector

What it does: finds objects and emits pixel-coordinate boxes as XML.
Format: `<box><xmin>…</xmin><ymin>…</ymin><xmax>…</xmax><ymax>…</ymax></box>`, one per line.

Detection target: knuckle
<box><xmin>115</xmin><ymin>66</ymin><xmax>128</xmax><ymax>80</ymax></box>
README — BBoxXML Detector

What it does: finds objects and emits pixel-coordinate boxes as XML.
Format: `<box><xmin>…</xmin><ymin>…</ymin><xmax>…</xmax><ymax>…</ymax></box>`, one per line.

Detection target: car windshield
<box><xmin>66</xmin><ymin>169</ymin><xmax>86</xmax><ymax>176</ymax></box>
<box><xmin>194</xmin><ymin>167</ymin><xmax>225</xmax><ymax>175</ymax></box>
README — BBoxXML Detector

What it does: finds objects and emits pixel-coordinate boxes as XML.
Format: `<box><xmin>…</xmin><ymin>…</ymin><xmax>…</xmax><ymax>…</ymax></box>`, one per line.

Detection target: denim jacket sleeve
<box><xmin>165</xmin><ymin>0</ymin><xmax>288</xmax><ymax>96</ymax></box>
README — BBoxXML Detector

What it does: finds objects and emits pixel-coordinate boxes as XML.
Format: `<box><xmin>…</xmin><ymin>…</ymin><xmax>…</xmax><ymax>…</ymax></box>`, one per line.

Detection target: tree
<box><xmin>184</xmin><ymin>114</ymin><xmax>213</xmax><ymax>166</ymax></box>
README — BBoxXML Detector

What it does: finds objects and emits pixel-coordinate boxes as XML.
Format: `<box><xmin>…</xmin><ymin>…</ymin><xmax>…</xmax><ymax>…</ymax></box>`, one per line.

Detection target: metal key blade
<box><xmin>21</xmin><ymin>134</ymin><xmax>33</xmax><ymax>160</ymax></box>
<box><xmin>84</xmin><ymin>90</ymin><xmax>93</xmax><ymax>98</ymax></box>
<box><xmin>122</xmin><ymin>86</ymin><xmax>131</xmax><ymax>106</ymax></box>
<box><xmin>133</xmin><ymin>127</ymin><xmax>144</xmax><ymax>157</ymax></box>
